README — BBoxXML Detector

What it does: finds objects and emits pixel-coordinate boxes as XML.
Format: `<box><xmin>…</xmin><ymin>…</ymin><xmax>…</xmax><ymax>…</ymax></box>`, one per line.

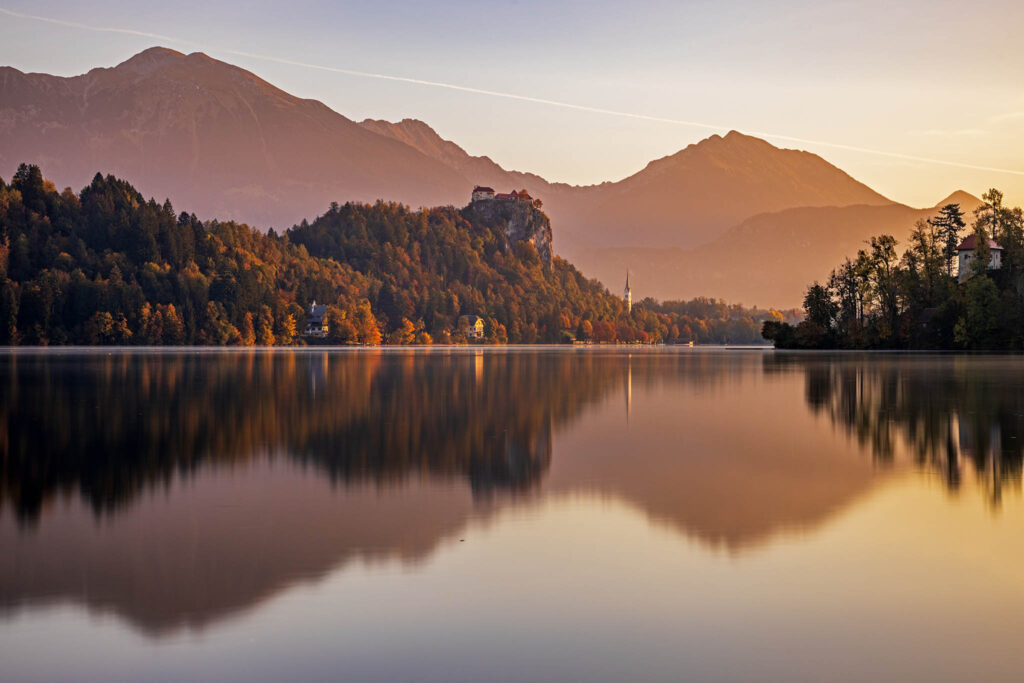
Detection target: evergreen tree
<box><xmin>929</xmin><ymin>203</ymin><xmax>966</xmax><ymax>276</ymax></box>
<box><xmin>803</xmin><ymin>282</ymin><xmax>836</xmax><ymax>331</ymax></box>
<box><xmin>976</xmin><ymin>189</ymin><xmax>1024</xmax><ymax>273</ymax></box>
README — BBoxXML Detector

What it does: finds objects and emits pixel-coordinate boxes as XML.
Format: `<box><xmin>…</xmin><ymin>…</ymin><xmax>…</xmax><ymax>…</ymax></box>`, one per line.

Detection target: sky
<box><xmin>2</xmin><ymin>0</ymin><xmax>1024</xmax><ymax>207</ymax></box>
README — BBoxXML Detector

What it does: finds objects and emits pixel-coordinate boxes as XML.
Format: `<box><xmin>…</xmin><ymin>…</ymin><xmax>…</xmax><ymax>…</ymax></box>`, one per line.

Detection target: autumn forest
<box><xmin>0</xmin><ymin>164</ymin><xmax>785</xmax><ymax>346</ymax></box>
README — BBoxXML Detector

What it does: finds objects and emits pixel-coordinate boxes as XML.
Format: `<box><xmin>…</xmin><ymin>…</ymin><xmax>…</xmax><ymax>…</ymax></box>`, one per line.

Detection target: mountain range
<box><xmin>0</xmin><ymin>47</ymin><xmax>468</xmax><ymax>226</ymax></box>
<box><xmin>0</xmin><ymin>47</ymin><xmax>981</xmax><ymax>307</ymax></box>
<box><xmin>577</xmin><ymin>191</ymin><xmax>985</xmax><ymax>307</ymax></box>
<box><xmin>359</xmin><ymin>118</ymin><xmax>894</xmax><ymax>250</ymax></box>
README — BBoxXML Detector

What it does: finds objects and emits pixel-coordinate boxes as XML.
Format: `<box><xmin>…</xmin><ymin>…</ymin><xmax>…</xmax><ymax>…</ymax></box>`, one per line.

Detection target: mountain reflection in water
<box><xmin>2</xmin><ymin>349</ymin><xmax>1023</xmax><ymax>645</ymax></box>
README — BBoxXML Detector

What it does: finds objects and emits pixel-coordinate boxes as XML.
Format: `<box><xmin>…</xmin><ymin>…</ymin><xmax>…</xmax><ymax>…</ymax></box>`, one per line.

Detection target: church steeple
<box><xmin>624</xmin><ymin>271</ymin><xmax>632</xmax><ymax>313</ymax></box>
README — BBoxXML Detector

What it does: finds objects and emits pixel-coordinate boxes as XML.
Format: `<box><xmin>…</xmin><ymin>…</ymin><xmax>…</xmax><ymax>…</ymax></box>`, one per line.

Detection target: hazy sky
<box><xmin>3</xmin><ymin>0</ymin><xmax>1024</xmax><ymax>207</ymax></box>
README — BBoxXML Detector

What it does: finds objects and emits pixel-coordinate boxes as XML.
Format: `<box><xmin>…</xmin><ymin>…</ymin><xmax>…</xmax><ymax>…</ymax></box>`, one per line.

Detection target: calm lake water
<box><xmin>3</xmin><ymin>347</ymin><xmax>1024</xmax><ymax>682</ymax></box>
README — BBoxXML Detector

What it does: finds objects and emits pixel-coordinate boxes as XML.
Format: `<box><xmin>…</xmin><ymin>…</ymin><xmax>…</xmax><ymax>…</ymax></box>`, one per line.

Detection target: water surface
<box><xmin>2</xmin><ymin>348</ymin><xmax>1024</xmax><ymax>682</ymax></box>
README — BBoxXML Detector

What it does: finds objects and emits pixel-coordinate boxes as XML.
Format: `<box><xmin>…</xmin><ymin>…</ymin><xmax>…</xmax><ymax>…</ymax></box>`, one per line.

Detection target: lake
<box><xmin>2</xmin><ymin>347</ymin><xmax>1024</xmax><ymax>682</ymax></box>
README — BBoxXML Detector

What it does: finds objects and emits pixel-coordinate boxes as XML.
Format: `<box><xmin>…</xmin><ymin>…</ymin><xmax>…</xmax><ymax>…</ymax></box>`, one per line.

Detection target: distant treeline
<box><xmin>0</xmin><ymin>163</ymin><xmax>779</xmax><ymax>346</ymax></box>
<box><xmin>642</xmin><ymin>297</ymin><xmax>799</xmax><ymax>345</ymax></box>
<box><xmin>764</xmin><ymin>191</ymin><xmax>1024</xmax><ymax>350</ymax></box>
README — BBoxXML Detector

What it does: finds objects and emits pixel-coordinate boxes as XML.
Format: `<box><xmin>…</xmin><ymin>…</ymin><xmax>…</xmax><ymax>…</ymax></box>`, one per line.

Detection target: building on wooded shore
<box><xmin>305</xmin><ymin>302</ymin><xmax>328</xmax><ymax>337</ymax></box>
<box><xmin>459</xmin><ymin>315</ymin><xmax>485</xmax><ymax>340</ymax></box>
<box><xmin>957</xmin><ymin>235</ymin><xmax>1002</xmax><ymax>282</ymax></box>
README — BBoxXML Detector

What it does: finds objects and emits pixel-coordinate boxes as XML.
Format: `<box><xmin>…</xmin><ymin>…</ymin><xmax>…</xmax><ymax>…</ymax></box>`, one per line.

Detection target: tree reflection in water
<box><xmin>0</xmin><ymin>350</ymin><xmax>583</xmax><ymax>523</ymax></box>
<box><xmin>8</xmin><ymin>348</ymin><xmax>994</xmax><ymax>638</ymax></box>
<box><xmin>1</xmin><ymin>349</ymin><xmax>766</xmax><ymax>526</ymax></box>
<box><xmin>1</xmin><ymin>349</ymin><xmax>784</xmax><ymax>636</ymax></box>
<box><xmin>767</xmin><ymin>353</ymin><xmax>1024</xmax><ymax>505</ymax></box>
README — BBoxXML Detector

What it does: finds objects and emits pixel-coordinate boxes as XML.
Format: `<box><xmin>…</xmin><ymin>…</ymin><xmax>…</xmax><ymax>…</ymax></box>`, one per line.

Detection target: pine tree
<box><xmin>928</xmin><ymin>203</ymin><xmax>966</xmax><ymax>277</ymax></box>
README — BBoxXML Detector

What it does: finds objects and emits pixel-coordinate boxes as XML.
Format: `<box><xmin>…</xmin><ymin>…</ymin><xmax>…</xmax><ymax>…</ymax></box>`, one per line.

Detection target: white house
<box><xmin>957</xmin><ymin>235</ymin><xmax>1002</xmax><ymax>282</ymax></box>
<box><xmin>471</xmin><ymin>186</ymin><xmax>495</xmax><ymax>202</ymax></box>
<box><xmin>459</xmin><ymin>315</ymin><xmax>485</xmax><ymax>340</ymax></box>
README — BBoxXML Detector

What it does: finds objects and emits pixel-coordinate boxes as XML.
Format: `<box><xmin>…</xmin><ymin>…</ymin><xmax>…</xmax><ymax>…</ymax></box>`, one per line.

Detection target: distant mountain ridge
<box><xmin>578</xmin><ymin>191</ymin><xmax>985</xmax><ymax>308</ymax></box>
<box><xmin>0</xmin><ymin>47</ymin><xmax>470</xmax><ymax>227</ymax></box>
<box><xmin>2</xmin><ymin>49</ymin><xmax>894</xmax><ymax>231</ymax></box>
<box><xmin>556</xmin><ymin>130</ymin><xmax>893</xmax><ymax>251</ymax></box>
<box><xmin>358</xmin><ymin>118</ymin><xmax>553</xmax><ymax>195</ymax></box>
<box><xmin>0</xmin><ymin>47</ymin><xmax>976</xmax><ymax>307</ymax></box>
<box><xmin>358</xmin><ymin>118</ymin><xmax>895</xmax><ymax>251</ymax></box>
<box><xmin>934</xmin><ymin>190</ymin><xmax>981</xmax><ymax>208</ymax></box>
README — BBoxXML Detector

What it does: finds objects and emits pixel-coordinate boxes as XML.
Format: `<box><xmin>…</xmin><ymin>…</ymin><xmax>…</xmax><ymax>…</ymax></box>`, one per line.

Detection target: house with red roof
<box><xmin>957</xmin><ymin>234</ymin><xmax>1002</xmax><ymax>282</ymax></box>
<box><xmin>472</xmin><ymin>186</ymin><xmax>495</xmax><ymax>202</ymax></box>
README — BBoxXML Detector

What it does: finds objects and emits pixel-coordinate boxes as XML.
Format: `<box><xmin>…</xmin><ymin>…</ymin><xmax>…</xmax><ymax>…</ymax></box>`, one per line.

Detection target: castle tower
<box><xmin>624</xmin><ymin>271</ymin><xmax>632</xmax><ymax>313</ymax></box>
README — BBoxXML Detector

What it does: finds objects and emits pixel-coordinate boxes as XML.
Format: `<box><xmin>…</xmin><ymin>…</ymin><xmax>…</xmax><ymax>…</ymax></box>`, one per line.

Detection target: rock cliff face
<box><xmin>465</xmin><ymin>199</ymin><xmax>553</xmax><ymax>267</ymax></box>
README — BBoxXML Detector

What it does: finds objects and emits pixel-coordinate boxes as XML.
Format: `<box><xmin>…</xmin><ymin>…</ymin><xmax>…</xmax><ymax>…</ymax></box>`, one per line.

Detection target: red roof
<box><xmin>473</xmin><ymin>186</ymin><xmax>494</xmax><ymax>193</ymax></box>
<box><xmin>494</xmin><ymin>190</ymin><xmax>533</xmax><ymax>200</ymax></box>
<box><xmin>957</xmin><ymin>235</ymin><xmax>1002</xmax><ymax>251</ymax></box>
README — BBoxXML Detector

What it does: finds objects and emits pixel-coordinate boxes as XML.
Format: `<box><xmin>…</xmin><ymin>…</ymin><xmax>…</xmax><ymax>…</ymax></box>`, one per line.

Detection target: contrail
<box><xmin>3</xmin><ymin>6</ymin><xmax>1024</xmax><ymax>177</ymax></box>
<box><xmin>0</xmin><ymin>7</ymin><xmax>193</xmax><ymax>50</ymax></box>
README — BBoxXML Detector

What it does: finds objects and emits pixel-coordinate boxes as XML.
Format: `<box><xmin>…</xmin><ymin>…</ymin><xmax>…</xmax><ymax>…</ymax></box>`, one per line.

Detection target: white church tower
<box><xmin>624</xmin><ymin>271</ymin><xmax>632</xmax><ymax>313</ymax></box>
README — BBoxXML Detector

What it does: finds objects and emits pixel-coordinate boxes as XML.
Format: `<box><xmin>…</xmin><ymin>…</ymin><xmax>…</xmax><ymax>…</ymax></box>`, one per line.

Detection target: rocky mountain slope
<box><xmin>0</xmin><ymin>47</ymin><xmax>470</xmax><ymax>227</ymax></box>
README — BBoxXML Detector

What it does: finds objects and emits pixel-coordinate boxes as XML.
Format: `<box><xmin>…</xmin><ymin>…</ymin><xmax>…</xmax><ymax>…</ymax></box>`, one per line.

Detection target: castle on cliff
<box><xmin>472</xmin><ymin>186</ymin><xmax>543</xmax><ymax>209</ymax></box>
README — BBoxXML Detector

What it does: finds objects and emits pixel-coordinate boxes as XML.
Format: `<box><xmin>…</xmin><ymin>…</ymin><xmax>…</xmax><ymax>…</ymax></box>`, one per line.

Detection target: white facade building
<box><xmin>957</xmin><ymin>235</ymin><xmax>1002</xmax><ymax>282</ymax></box>
<box><xmin>471</xmin><ymin>186</ymin><xmax>495</xmax><ymax>202</ymax></box>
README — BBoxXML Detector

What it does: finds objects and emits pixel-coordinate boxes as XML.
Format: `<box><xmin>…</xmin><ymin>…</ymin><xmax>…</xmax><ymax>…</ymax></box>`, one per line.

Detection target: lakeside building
<box><xmin>459</xmin><ymin>315</ymin><xmax>485</xmax><ymax>340</ymax></box>
<box><xmin>305</xmin><ymin>302</ymin><xmax>328</xmax><ymax>337</ymax></box>
<box><xmin>957</xmin><ymin>235</ymin><xmax>1003</xmax><ymax>283</ymax></box>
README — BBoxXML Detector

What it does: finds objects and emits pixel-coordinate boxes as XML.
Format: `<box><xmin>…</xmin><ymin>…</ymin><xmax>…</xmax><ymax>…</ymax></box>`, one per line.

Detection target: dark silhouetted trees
<box><xmin>764</xmin><ymin>191</ymin><xmax>1024</xmax><ymax>350</ymax></box>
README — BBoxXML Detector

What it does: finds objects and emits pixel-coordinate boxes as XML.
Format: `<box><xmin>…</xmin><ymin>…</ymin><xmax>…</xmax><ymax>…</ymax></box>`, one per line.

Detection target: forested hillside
<box><xmin>763</xmin><ymin>192</ymin><xmax>1024</xmax><ymax>350</ymax></box>
<box><xmin>286</xmin><ymin>198</ymin><xmax>641</xmax><ymax>343</ymax></box>
<box><xmin>0</xmin><ymin>164</ymin><xmax>777</xmax><ymax>345</ymax></box>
